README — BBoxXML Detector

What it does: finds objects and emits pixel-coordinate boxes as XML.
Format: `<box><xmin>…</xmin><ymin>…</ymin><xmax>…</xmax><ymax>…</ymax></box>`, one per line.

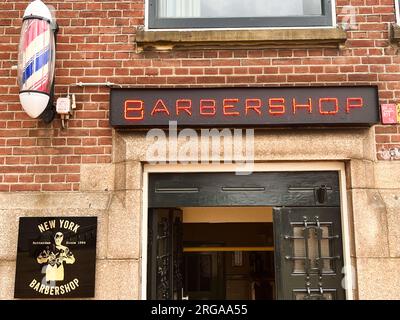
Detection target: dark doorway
<box><xmin>147</xmin><ymin>172</ymin><xmax>345</xmax><ymax>300</ymax></box>
<box><xmin>184</xmin><ymin>252</ymin><xmax>224</xmax><ymax>300</ymax></box>
<box><xmin>183</xmin><ymin>222</ymin><xmax>275</xmax><ymax>300</ymax></box>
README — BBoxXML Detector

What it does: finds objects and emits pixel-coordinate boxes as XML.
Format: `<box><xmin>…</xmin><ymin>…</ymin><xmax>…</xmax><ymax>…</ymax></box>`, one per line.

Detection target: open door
<box><xmin>273</xmin><ymin>207</ymin><xmax>345</xmax><ymax>300</ymax></box>
<box><xmin>147</xmin><ymin>208</ymin><xmax>183</xmax><ymax>300</ymax></box>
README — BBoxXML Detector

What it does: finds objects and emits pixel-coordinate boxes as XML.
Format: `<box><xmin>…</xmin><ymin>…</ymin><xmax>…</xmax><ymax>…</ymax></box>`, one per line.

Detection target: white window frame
<box><xmin>396</xmin><ymin>0</ymin><xmax>400</xmax><ymax>25</ymax></box>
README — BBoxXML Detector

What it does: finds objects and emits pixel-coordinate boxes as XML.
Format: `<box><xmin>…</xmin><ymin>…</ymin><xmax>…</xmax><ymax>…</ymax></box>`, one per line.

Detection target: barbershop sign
<box><xmin>14</xmin><ymin>217</ymin><xmax>97</xmax><ymax>298</ymax></box>
<box><xmin>110</xmin><ymin>86</ymin><xmax>380</xmax><ymax>128</ymax></box>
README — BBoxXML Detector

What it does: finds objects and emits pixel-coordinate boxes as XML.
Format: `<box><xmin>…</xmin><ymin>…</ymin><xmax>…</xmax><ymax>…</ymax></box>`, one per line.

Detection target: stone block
<box><xmin>0</xmin><ymin>261</ymin><xmax>15</xmax><ymax>300</ymax></box>
<box><xmin>379</xmin><ymin>190</ymin><xmax>400</xmax><ymax>257</ymax></box>
<box><xmin>356</xmin><ymin>258</ymin><xmax>400</xmax><ymax>300</ymax></box>
<box><xmin>106</xmin><ymin>191</ymin><xmax>141</xmax><ymax>260</ymax></box>
<box><xmin>114</xmin><ymin>129</ymin><xmax>375</xmax><ymax>163</ymax></box>
<box><xmin>114</xmin><ymin>161</ymin><xmax>142</xmax><ymax>191</ymax></box>
<box><xmin>351</xmin><ymin>190</ymin><xmax>389</xmax><ymax>257</ymax></box>
<box><xmin>95</xmin><ymin>259</ymin><xmax>140</xmax><ymax>300</ymax></box>
<box><xmin>374</xmin><ymin>162</ymin><xmax>400</xmax><ymax>189</ymax></box>
<box><xmin>346</xmin><ymin>159</ymin><xmax>375</xmax><ymax>189</ymax></box>
<box><xmin>81</xmin><ymin>164</ymin><xmax>115</xmax><ymax>192</ymax></box>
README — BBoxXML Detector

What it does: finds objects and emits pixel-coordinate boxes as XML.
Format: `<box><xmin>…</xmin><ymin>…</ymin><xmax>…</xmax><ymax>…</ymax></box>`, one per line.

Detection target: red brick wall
<box><xmin>0</xmin><ymin>0</ymin><xmax>399</xmax><ymax>192</ymax></box>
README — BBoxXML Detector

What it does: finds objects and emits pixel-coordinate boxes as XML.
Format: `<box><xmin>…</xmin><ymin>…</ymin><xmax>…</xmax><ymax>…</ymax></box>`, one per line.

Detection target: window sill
<box><xmin>135</xmin><ymin>28</ymin><xmax>347</xmax><ymax>52</ymax></box>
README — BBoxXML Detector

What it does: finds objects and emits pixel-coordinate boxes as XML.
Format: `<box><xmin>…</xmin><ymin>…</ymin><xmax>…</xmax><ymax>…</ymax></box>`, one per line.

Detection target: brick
<box><xmin>287</xmin><ymin>75</ymin><xmax>317</xmax><ymax>83</ymax></box>
<box><xmin>167</xmin><ymin>77</ymin><xmax>195</xmax><ymax>85</ymax></box>
<box><xmin>82</xmin><ymin>138</ymin><xmax>97</xmax><ymax>145</ymax></box>
<box><xmin>348</xmin><ymin>74</ymin><xmax>378</xmax><ymax>81</ymax></box>
<box><xmin>66</xmin><ymin>174</ymin><xmax>80</xmax><ymax>183</ymax></box>
<box><xmin>27</xmin><ymin>166</ymin><xmax>58</xmax><ymax>174</ymax></box>
<box><xmin>0</xmin><ymin>148</ymin><xmax>12</xmax><ymax>155</ymax></box>
<box><xmin>51</xmin><ymin>174</ymin><xmax>66</xmax><ymax>183</ymax></box>
<box><xmin>195</xmin><ymin>76</ymin><xmax>225</xmax><ymax>84</ymax></box>
<box><xmin>42</xmin><ymin>184</ymin><xmax>73</xmax><ymax>191</ymax></box>
<box><xmin>10</xmin><ymin>184</ymin><xmax>41</xmax><ymax>192</ymax></box>
<box><xmin>4</xmin><ymin>175</ymin><xmax>18</xmax><ymax>183</ymax></box>
<box><xmin>226</xmin><ymin>76</ymin><xmax>255</xmax><ymax>83</ymax></box>
<box><xmin>66</xmin><ymin>156</ymin><xmax>81</xmax><ymax>164</ymax></box>
<box><xmin>35</xmin><ymin>175</ymin><xmax>50</xmax><ymax>183</ymax></box>
<box><xmin>5</xmin><ymin>157</ymin><xmax>19</xmax><ymax>165</ymax></box>
<box><xmin>376</xmin><ymin>135</ymin><xmax>391</xmax><ymax>143</ymax></box>
<box><xmin>242</xmin><ymin>59</ymin><xmax>271</xmax><ymax>66</ymax></box>
<box><xmin>58</xmin><ymin>165</ymin><xmax>81</xmax><ymax>173</ymax></box>
<box><xmin>375</xmin><ymin>126</ymin><xmax>398</xmax><ymax>134</ymax></box>
<box><xmin>182</xmin><ymin>60</ymin><xmax>210</xmax><ymax>67</ymax></box>
<box><xmin>89</xmin><ymin>129</ymin><xmax>112</xmax><ymax>136</ymax></box>
<box><xmin>36</xmin><ymin>156</ymin><xmax>51</xmax><ymax>165</ymax></box>
<box><xmin>0</xmin><ymin>166</ymin><xmax>26</xmax><ymax>174</ymax></box>
<box><xmin>82</xmin><ymin>156</ymin><xmax>97</xmax><ymax>163</ymax></box>
<box><xmin>317</xmin><ymin>74</ymin><xmax>347</xmax><ymax>82</ymax></box>
<box><xmin>19</xmin><ymin>175</ymin><xmax>34</xmax><ymax>183</ymax></box>
<box><xmin>0</xmin><ymin>185</ymin><xmax>10</xmax><ymax>192</ymax></box>
<box><xmin>20</xmin><ymin>157</ymin><xmax>36</xmax><ymax>165</ymax></box>
<box><xmin>256</xmin><ymin>75</ymin><xmax>287</xmax><ymax>83</ymax></box>
<box><xmin>212</xmin><ymin>59</ymin><xmax>241</xmax><ymax>67</ymax></box>
<box><xmin>391</xmin><ymin>136</ymin><xmax>400</xmax><ymax>143</ymax></box>
<box><xmin>51</xmin><ymin>156</ymin><xmax>66</xmax><ymax>165</ymax></box>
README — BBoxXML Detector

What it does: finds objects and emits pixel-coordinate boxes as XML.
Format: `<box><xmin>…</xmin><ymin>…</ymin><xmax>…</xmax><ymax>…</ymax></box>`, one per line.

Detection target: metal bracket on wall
<box><xmin>75</xmin><ymin>82</ymin><xmax>121</xmax><ymax>88</ymax></box>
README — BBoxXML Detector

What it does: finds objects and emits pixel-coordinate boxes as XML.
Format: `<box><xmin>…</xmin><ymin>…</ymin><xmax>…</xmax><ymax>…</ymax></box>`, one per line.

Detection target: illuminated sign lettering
<box><xmin>110</xmin><ymin>86</ymin><xmax>380</xmax><ymax>128</ymax></box>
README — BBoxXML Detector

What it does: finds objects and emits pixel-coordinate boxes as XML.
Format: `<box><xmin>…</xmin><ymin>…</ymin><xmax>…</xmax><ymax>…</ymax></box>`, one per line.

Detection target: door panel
<box><xmin>149</xmin><ymin>172</ymin><xmax>340</xmax><ymax>208</ymax></box>
<box><xmin>273</xmin><ymin>207</ymin><xmax>345</xmax><ymax>300</ymax></box>
<box><xmin>147</xmin><ymin>208</ymin><xmax>183</xmax><ymax>300</ymax></box>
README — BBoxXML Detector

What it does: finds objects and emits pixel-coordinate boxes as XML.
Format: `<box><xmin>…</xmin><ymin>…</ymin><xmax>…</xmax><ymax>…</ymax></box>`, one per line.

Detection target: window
<box><xmin>396</xmin><ymin>0</ymin><xmax>400</xmax><ymax>25</ymax></box>
<box><xmin>148</xmin><ymin>0</ymin><xmax>334</xmax><ymax>29</ymax></box>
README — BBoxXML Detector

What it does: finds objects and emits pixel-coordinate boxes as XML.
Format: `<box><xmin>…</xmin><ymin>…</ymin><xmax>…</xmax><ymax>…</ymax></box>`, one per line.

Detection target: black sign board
<box><xmin>110</xmin><ymin>86</ymin><xmax>380</xmax><ymax>128</ymax></box>
<box><xmin>14</xmin><ymin>217</ymin><xmax>97</xmax><ymax>298</ymax></box>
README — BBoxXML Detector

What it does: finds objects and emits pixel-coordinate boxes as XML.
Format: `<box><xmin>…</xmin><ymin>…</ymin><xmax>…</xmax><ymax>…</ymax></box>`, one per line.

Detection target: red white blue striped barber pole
<box><xmin>21</xmin><ymin>19</ymin><xmax>51</xmax><ymax>93</ymax></box>
<box><xmin>18</xmin><ymin>0</ymin><xmax>56</xmax><ymax>120</ymax></box>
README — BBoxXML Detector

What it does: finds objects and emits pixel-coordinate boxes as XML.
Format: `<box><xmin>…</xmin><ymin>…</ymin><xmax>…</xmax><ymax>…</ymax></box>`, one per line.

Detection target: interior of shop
<box><xmin>181</xmin><ymin>207</ymin><xmax>275</xmax><ymax>300</ymax></box>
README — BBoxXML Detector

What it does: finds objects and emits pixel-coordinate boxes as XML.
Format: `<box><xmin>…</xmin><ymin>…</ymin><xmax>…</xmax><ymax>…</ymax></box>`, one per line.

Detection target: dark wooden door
<box><xmin>147</xmin><ymin>208</ymin><xmax>183</xmax><ymax>300</ymax></box>
<box><xmin>273</xmin><ymin>207</ymin><xmax>345</xmax><ymax>300</ymax></box>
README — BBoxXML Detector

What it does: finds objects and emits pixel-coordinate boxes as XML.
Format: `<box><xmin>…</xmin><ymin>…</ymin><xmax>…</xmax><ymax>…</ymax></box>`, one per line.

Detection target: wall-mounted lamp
<box><xmin>17</xmin><ymin>0</ymin><xmax>57</xmax><ymax>124</ymax></box>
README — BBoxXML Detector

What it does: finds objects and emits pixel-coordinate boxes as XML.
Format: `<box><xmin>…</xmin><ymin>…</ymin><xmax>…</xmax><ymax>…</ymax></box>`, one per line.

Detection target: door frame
<box><xmin>141</xmin><ymin>162</ymin><xmax>353</xmax><ymax>300</ymax></box>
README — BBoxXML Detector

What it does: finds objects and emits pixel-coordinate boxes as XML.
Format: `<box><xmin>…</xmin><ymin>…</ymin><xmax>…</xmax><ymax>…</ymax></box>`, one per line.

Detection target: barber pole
<box><xmin>17</xmin><ymin>0</ymin><xmax>56</xmax><ymax>122</ymax></box>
